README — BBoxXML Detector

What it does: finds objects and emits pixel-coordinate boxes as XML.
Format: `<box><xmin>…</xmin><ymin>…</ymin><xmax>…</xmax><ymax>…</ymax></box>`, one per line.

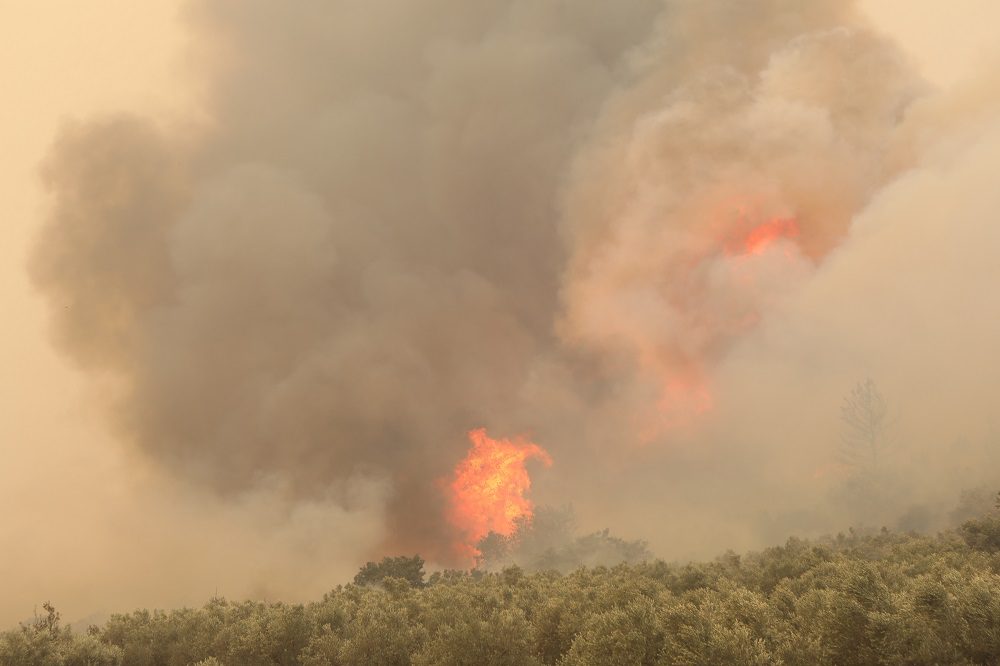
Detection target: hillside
<box><xmin>5</xmin><ymin>511</ymin><xmax>1000</xmax><ymax>665</ymax></box>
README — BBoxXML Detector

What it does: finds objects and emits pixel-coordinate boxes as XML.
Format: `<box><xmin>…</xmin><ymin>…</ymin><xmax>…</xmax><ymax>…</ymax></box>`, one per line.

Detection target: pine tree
<box><xmin>839</xmin><ymin>378</ymin><xmax>890</xmax><ymax>471</ymax></box>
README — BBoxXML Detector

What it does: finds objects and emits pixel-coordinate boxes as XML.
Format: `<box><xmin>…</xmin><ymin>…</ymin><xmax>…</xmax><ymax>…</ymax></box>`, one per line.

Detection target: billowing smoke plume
<box><xmin>31</xmin><ymin>0</ymin><xmax>1000</xmax><ymax>568</ymax></box>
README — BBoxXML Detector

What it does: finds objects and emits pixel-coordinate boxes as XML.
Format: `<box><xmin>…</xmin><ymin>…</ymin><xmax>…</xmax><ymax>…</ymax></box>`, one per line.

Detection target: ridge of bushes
<box><xmin>5</xmin><ymin>512</ymin><xmax>1000</xmax><ymax>665</ymax></box>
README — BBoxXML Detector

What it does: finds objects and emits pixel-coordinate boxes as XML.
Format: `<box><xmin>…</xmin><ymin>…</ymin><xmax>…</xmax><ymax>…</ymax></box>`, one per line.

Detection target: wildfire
<box><xmin>446</xmin><ymin>428</ymin><xmax>552</xmax><ymax>561</ymax></box>
<box><xmin>637</xmin><ymin>206</ymin><xmax>803</xmax><ymax>440</ymax></box>
<box><xmin>657</xmin><ymin>376</ymin><xmax>714</xmax><ymax>425</ymax></box>
<box><xmin>726</xmin><ymin>216</ymin><xmax>800</xmax><ymax>257</ymax></box>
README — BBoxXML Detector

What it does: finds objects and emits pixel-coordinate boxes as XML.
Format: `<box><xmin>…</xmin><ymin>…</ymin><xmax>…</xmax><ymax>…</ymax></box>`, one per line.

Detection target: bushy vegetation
<box><xmin>476</xmin><ymin>506</ymin><xmax>652</xmax><ymax>572</ymax></box>
<box><xmin>0</xmin><ymin>604</ymin><xmax>122</xmax><ymax>666</ymax></box>
<box><xmin>353</xmin><ymin>556</ymin><xmax>427</xmax><ymax>589</ymax></box>
<box><xmin>8</xmin><ymin>509</ymin><xmax>1000</xmax><ymax>665</ymax></box>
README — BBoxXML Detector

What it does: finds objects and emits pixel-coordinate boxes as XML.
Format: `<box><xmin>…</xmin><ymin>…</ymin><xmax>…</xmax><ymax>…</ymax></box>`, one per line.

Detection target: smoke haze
<box><xmin>16</xmin><ymin>0</ymin><xmax>1000</xmax><ymax>621</ymax></box>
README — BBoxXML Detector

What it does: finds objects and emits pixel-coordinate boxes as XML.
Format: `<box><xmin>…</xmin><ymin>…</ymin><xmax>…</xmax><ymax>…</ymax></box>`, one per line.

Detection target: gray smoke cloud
<box><xmin>31</xmin><ymin>0</ymin><xmax>1000</xmax><ymax>569</ymax></box>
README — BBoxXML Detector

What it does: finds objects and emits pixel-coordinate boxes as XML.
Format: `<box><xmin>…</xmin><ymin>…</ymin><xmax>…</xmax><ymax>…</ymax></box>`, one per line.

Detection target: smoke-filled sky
<box><xmin>2</xmin><ymin>0</ymin><xmax>1000</xmax><ymax>627</ymax></box>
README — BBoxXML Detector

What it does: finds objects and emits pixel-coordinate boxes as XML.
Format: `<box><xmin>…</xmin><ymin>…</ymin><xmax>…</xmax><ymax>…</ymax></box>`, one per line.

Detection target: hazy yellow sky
<box><xmin>0</xmin><ymin>1</ymin><xmax>191</xmax><ymax>625</ymax></box>
<box><xmin>1</xmin><ymin>0</ymin><xmax>998</xmax><ymax>626</ymax></box>
<box><xmin>1</xmin><ymin>0</ymin><xmax>187</xmax><ymax>458</ymax></box>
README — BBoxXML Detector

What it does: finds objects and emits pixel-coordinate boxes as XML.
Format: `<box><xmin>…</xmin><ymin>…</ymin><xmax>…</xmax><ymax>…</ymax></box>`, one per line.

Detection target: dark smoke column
<box><xmin>29</xmin><ymin>0</ymin><xmax>663</xmax><ymax>563</ymax></box>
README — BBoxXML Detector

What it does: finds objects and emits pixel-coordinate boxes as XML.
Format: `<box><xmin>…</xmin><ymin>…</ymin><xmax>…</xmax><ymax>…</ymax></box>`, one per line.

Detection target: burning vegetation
<box><xmin>18</xmin><ymin>0</ymin><xmax>1000</xmax><ymax>650</ymax></box>
<box><xmin>446</xmin><ymin>429</ymin><xmax>552</xmax><ymax>562</ymax></box>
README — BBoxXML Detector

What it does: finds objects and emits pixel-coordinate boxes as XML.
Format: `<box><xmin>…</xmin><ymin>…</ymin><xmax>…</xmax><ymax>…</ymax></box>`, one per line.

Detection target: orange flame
<box><xmin>657</xmin><ymin>376</ymin><xmax>714</xmax><ymax>425</ymax></box>
<box><xmin>637</xmin><ymin>207</ymin><xmax>802</xmax><ymax>441</ymax></box>
<box><xmin>637</xmin><ymin>373</ymin><xmax>715</xmax><ymax>443</ymax></box>
<box><xmin>726</xmin><ymin>216</ymin><xmax>800</xmax><ymax>256</ymax></box>
<box><xmin>446</xmin><ymin>428</ymin><xmax>552</xmax><ymax>561</ymax></box>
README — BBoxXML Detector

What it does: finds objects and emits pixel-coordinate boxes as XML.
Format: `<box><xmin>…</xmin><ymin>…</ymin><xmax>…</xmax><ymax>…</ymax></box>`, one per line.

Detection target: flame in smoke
<box><xmin>657</xmin><ymin>376</ymin><xmax>714</xmax><ymax>425</ymax></box>
<box><xmin>727</xmin><ymin>216</ymin><xmax>800</xmax><ymax>257</ymax></box>
<box><xmin>638</xmin><ymin>373</ymin><xmax>714</xmax><ymax>443</ymax></box>
<box><xmin>640</xmin><ymin>207</ymin><xmax>803</xmax><ymax>439</ymax></box>
<box><xmin>447</xmin><ymin>428</ymin><xmax>552</xmax><ymax>560</ymax></box>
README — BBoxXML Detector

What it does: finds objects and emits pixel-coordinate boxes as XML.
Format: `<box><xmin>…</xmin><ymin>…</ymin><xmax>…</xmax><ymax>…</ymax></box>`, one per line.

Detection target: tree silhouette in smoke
<box><xmin>839</xmin><ymin>378</ymin><xmax>890</xmax><ymax>471</ymax></box>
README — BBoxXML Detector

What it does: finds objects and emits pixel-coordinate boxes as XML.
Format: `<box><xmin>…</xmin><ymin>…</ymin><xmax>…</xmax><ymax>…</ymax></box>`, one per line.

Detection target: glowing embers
<box><xmin>446</xmin><ymin>428</ymin><xmax>552</xmax><ymax>561</ymax></box>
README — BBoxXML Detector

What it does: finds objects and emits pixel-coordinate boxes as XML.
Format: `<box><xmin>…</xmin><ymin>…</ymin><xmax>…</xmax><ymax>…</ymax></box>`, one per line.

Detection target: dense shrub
<box><xmin>7</xmin><ymin>524</ymin><xmax>1000</xmax><ymax>665</ymax></box>
<box><xmin>354</xmin><ymin>556</ymin><xmax>427</xmax><ymax>588</ymax></box>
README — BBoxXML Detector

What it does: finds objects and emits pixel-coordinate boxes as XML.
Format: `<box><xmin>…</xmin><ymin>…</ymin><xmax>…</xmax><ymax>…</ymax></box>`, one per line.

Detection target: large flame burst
<box><xmin>446</xmin><ymin>428</ymin><xmax>552</xmax><ymax>561</ymax></box>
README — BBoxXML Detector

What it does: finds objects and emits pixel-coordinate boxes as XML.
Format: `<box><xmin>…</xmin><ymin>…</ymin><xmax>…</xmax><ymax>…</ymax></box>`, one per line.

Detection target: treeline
<box><xmin>6</xmin><ymin>512</ymin><xmax>1000</xmax><ymax>665</ymax></box>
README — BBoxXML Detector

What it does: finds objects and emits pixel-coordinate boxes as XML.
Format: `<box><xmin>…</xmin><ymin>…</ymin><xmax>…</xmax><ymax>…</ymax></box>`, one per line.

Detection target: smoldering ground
<box><xmin>27</xmin><ymin>0</ymin><xmax>1000</xmax><ymax>603</ymax></box>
